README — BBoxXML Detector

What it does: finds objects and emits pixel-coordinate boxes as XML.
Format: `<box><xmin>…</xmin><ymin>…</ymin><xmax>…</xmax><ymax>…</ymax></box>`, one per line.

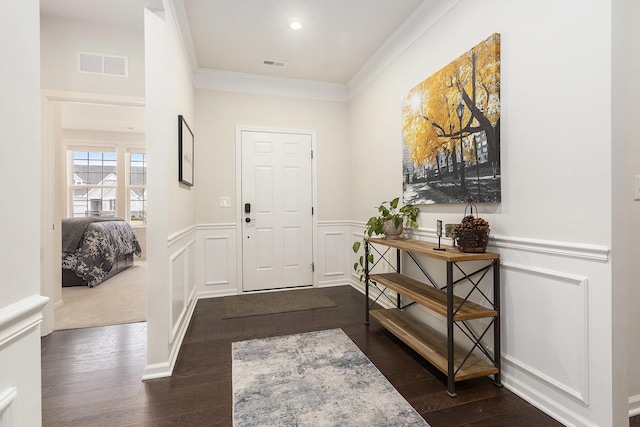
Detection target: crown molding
<box><xmin>346</xmin><ymin>0</ymin><xmax>461</xmax><ymax>99</ymax></box>
<box><xmin>194</xmin><ymin>69</ymin><xmax>348</xmax><ymax>102</ymax></box>
<box><xmin>176</xmin><ymin>0</ymin><xmax>460</xmax><ymax>102</ymax></box>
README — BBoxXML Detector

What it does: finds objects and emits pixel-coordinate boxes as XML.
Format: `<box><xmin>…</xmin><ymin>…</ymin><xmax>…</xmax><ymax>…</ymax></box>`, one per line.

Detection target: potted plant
<box><xmin>352</xmin><ymin>197</ymin><xmax>419</xmax><ymax>281</ymax></box>
<box><xmin>363</xmin><ymin>197</ymin><xmax>419</xmax><ymax>239</ymax></box>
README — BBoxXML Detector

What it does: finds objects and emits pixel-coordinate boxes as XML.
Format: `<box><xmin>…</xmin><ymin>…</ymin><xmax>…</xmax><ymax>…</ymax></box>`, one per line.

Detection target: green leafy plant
<box><xmin>352</xmin><ymin>197</ymin><xmax>419</xmax><ymax>281</ymax></box>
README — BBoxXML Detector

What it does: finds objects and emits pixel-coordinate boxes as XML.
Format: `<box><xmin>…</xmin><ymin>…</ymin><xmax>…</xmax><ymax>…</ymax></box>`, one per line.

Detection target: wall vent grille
<box><xmin>262</xmin><ymin>59</ymin><xmax>287</xmax><ymax>68</ymax></box>
<box><xmin>77</xmin><ymin>51</ymin><xmax>129</xmax><ymax>78</ymax></box>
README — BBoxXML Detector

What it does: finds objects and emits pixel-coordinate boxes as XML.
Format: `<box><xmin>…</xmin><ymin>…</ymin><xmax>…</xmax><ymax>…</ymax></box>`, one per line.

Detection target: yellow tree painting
<box><xmin>402</xmin><ymin>33</ymin><xmax>500</xmax><ymax>204</ymax></box>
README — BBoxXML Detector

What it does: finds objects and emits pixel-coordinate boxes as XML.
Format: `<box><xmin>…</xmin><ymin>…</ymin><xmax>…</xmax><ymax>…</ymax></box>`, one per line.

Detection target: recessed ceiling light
<box><xmin>288</xmin><ymin>17</ymin><xmax>304</xmax><ymax>31</ymax></box>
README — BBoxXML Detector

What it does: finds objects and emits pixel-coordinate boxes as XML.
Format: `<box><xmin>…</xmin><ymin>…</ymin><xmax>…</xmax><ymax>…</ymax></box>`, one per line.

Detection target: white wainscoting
<box><xmin>0</xmin><ymin>387</ymin><xmax>16</xmax><ymax>427</ymax></box>
<box><xmin>165</xmin><ymin>227</ymin><xmax>198</xmax><ymax>374</ymax></box>
<box><xmin>316</xmin><ymin>221</ymin><xmax>352</xmax><ymax>287</ymax></box>
<box><xmin>194</xmin><ymin>222</ymin><xmax>351</xmax><ymax>296</ymax></box>
<box><xmin>0</xmin><ymin>295</ymin><xmax>48</xmax><ymax>427</ymax></box>
<box><xmin>197</xmin><ymin>224</ymin><xmax>238</xmax><ymax>298</ymax></box>
<box><xmin>349</xmin><ymin>223</ymin><xmax>613</xmax><ymax>427</ymax></box>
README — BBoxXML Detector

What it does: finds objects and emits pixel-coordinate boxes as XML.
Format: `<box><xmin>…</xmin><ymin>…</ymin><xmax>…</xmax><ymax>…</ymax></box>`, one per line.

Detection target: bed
<box><xmin>61</xmin><ymin>217</ymin><xmax>142</xmax><ymax>287</ymax></box>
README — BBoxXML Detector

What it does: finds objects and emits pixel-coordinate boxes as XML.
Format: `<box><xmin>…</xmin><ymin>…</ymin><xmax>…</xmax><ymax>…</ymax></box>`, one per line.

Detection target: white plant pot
<box><xmin>383</xmin><ymin>219</ymin><xmax>404</xmax><ymax>239</ymax></box>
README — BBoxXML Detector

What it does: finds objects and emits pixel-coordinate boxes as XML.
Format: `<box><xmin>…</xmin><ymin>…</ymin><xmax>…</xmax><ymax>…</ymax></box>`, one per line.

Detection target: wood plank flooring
<box><xmin>40</xmin><ymin>285</ymin><xmax>613</xmax><ymax>426</ymax></box>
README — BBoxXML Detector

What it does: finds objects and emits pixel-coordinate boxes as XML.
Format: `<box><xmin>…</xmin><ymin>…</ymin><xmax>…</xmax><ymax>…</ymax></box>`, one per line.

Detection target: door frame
<box><xmin>235</xmin><ymin>125</ymin><xmax>317</xmax><ymax>294</ymax></box>
<box><xmin>40</xmin><ymin>89</ymin><xmax>146</xmax><ymax>335</ymax></box>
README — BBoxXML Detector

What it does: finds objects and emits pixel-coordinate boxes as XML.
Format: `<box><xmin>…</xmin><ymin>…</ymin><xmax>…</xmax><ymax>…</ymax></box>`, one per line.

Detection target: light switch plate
<box><xmin>220</xmin><ymin>196</ymin><xmax>231</xmax><ymax>208</ymax></box>
<box><xmin>635</xmin><ymin>176</ymin><xmax>640</xmax><ymax>201</ymax></box>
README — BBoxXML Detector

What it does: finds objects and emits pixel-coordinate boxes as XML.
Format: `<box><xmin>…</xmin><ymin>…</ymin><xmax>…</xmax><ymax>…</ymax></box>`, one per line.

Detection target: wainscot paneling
<box><xmin>0</xmin><ymin>387</ymin><xmax>17</xmax><ymax>427</ymax></box>
<box><xmin>169</xmin><ymin>238</ymin><xmax>196</xmax><ymax>345</ymax></box>
<box><xmin>0</xmin><ymin>295</ymin><xmax>48</xmax><ymax>427</ymax></box>
<box><xmin>196</xmin><ymin>224</ymin><xmax>238</xmax><ymax>297</ymax></box>
<box><xmin>501</xmin><ymin>262</ymin><xmax>590</xmax><ymax>404</ymax></box>
<box><xmin>317</xmin><ymin>222</ymin><xmax>352</xmax><ymax>287</ymax></box>
<box><xmin>349</xmin><ymin>223</ymin><xmax>612</xmax><ymax>427</ymax></box>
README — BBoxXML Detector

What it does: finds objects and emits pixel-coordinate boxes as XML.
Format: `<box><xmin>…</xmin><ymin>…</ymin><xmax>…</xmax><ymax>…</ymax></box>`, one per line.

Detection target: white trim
<box><xmin>141</xmin><ymin>361</ymin><xmax>172</xmax><ymax>380</ymax></box>
<box><xmin>502</xmin><ymin>375</ymin><xmax>599</xmax><ymax>427</ymax></box>
<box><xmin>491</xmin><ymin>234</ymin><xmax>609</xmax><ymax>262</ymax></box>
<box><xmin>167</xmin><ymin>225</ymin><xmax>197</xmax><ymax>247</ymax></box>
<box><xmin>195</xmin><ymin>69</ymin><xmax>348</xmax><ymax>102</ymax></box>
<box><xmin>203</xmin><ymin>236</ymin><xmax>231</xmax><ymax>285</ymax></box>
<box><xmin>168</xmin><ymin>246</ymin><xmax>186</xmax><ymax>344</ymax></box>
<box><xmin>40</xmin><ymin>89</ymin><xmax>145</xmax><ymax>108</ymax></box>
<box><xmin>501</xmin><ymin>262</ymin><xmax>590</xmax><ymax>405</ymax></box>
<box><xmin>0</xmin><ymin>295</ymin><xmax>49</xmax><ymax>350</ymax></box>
<box><xmin>317</xmin><ymin>220</ymin><xmax>352</xmax><ymax>227</ymax></box>
<box><xmin>630</xmin><ymin>394</ymin><xmax>640</xmax><ymax>417</ymax></box>
<box><xmin>347</xmin><ymin>0</ymin><xmax>462</xmax><ymax>99</ymax></box>
<box><xmin>168</xmin><ymin>0</ymin><xmax>198</xmax><ymax>73</ymax></box>
<box><xmin>352</xmin><ymin>221</ymin><xmax>610</xmax><ymax>262</ymax></box>
<box><xmin>0</xmin><ymin>387</ymin><xmax>17</xmax><ymax>426</ymax></box>
<box><xmin>197</xmin><ymin>223</ymin><xmax>237</xmax><ymax>230</ymax></box>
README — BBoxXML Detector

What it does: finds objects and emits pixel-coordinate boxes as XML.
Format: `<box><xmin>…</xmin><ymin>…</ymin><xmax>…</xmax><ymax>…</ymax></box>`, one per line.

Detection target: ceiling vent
<box><xmin>262</xmin><ymin>59</ymin><xmax>287</xmax><ymax>68</ymax></box>
<box><xmin>77</xmin><ymin>51</ymin><xmax>129</xmax><ymax>78</ymax></box>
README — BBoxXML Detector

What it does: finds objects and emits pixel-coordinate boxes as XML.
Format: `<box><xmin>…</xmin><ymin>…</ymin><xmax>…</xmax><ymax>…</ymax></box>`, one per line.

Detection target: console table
<box><xmin>364</xmin><ymin>237</ymin><xmax>501</xmax><ymax>397</ymax></box>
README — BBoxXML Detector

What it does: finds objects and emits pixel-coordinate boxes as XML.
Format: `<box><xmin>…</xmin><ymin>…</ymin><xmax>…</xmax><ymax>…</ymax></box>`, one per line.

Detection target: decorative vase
<box><xmin>383</xmin><ymin>219</ymin><xmax>404</xmax><ymax>239</ymax></box>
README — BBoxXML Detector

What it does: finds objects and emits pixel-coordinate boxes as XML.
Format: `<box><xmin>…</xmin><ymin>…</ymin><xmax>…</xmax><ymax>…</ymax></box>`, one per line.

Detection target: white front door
<box><xmin>241</xmin><ymin>130</ymin><xmax>313</xmax><ymax>292</ymax></box>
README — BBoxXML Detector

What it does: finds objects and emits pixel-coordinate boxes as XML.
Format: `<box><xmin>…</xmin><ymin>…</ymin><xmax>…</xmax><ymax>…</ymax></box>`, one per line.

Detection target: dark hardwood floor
<box><xmin>41</xmin><ymin>285</ymin><xmax>607</xmax><ymax>426</ymax></box>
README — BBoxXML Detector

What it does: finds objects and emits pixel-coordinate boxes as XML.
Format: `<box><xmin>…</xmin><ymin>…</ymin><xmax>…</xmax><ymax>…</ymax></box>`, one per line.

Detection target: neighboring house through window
<box><xmin>67</xmin><ymin>145</ymin><xmax>146</xmax><ymax>226</ymax></box>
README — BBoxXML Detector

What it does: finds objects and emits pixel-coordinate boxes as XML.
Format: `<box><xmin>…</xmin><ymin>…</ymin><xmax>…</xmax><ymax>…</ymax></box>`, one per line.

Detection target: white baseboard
<box><xmin>630</xmin><ymin>394</ymin><xmax>640</xmax><ymax>417</ymax></box>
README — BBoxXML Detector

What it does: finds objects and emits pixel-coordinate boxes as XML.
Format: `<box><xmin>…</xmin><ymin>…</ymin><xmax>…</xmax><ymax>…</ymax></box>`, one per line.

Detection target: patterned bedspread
<box><xmin>62</xmin><ymin>220</ymin><xmax>142</xmax><ymax>287</ymax></box>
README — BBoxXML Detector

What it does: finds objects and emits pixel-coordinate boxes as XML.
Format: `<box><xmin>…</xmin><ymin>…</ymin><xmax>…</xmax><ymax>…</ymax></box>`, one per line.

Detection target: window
<box><xmin>71</xmin><ymin>150</ymin><xmax>117</xmax><ymax>217</ymax></box>
<box><xmin>129</xmin><ymin>152</ymin><xmax>147</xmax><ymax>225</ymax></box>
<box><xmin>67</xmin><ymin>145</ymin><xmax>146</xmax><ymax>226</ymax></box>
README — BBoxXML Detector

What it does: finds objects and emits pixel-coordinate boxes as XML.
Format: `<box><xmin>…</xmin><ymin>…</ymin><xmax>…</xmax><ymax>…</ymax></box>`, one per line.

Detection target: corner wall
<box><xmin>143</xmin><ymin>0</ymin><xmax>197</xmax><ymax>379</ymax></box>
<box><xmin>0</xmin><ymin>0</ymin><xmax>49</xmax><ymax>425</ymax></box>
<box><xmin>348</xmin><ymin>1</ymin><xmax>621</xmax><ymax>425</ymax></box>
<box><xmin>626</xmin><ymin>0</ymin><xmax>640</xmax><ymax>414</ymax></box>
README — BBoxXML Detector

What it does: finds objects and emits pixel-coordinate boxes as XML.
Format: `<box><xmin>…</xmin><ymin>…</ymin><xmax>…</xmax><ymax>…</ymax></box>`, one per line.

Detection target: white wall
<box><xmin>193</xmin><ymin>89</ymin><xmax>352</xmax><ymax>295</ymax></box>
<box><xmin>348</xmin><ymin>0</ymin><xmax>624</xmax><ymax>425</ymax></box>
<box><xmin>143</xmin><ymin>0</ymin><xmax>197</xmax><ymax>379</ymax></box>
<box><xmin>194</xmin><ymin>89</ymin><xmax>350</xmax><ymax>224</ymax></box>
<box><xmin>40</xmin><ymin>15</ymin><xmax>145</xmax><ymax>97</ymax></box>
<box><xmin>0</xmin><ymin>0</ymin><xmax>49</xmax><ymax>426</ymax></box>
<box><xmin>627</xmin><ymin>0</ymin><xmax>640</xmax><ymax>412</ymax></box>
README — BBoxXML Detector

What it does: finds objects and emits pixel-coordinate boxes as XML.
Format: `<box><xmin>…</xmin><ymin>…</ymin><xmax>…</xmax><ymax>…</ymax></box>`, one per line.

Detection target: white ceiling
<box><xmin>41</xmin><ymin>0</ymin><xmax>424</xmax><ymax>84</ymax></box>
<box><xmin>183</xmin><ymin>0</ymin><xmax>423</xmax><ymax>83</ymax></box>
<box><xmin>40</xmin><ymin>0</ymin><xmax>426</xmax><ymax>132</ymax></box>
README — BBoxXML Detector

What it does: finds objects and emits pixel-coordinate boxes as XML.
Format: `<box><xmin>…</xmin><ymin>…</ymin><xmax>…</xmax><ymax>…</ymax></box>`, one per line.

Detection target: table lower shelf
<box><xmin>370</xmin><ymin>308</ymin><xmax>498</xmax><ymax>382</ymax></box>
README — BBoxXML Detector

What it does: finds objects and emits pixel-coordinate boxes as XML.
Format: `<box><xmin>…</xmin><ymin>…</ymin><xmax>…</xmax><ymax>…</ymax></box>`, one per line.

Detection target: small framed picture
<box><xmin>178</xmin><ymin>115</ymin><xmax>194</xmax><ymax>186</ymax></box>
<box><xmin>437</xmin><ymin>220</ymin><xmax>443</xmax><ymax>237</ymax></box>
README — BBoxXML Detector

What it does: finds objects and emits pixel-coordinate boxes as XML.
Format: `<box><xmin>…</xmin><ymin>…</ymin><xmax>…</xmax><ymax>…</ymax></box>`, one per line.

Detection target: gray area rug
<box><xmin>222</xmin><ymin>288</ymin><xmax>336</xmax><ymax>319</ymax></box>
<box><xmin>232</xmin><ymin>328</ymin><xmax>430</xmax><ymax>427</ymax></box>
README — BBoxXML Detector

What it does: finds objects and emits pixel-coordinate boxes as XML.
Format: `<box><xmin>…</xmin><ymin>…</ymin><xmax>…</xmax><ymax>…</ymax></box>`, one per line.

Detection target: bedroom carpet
<box><xmin>232</xmin><ymin>328</ymin><xmax>429</xmax><ymax>427</ymax></box>
<box><xmin>54</xmin><ymin>260</ymin><xmax>146</xmax><ymax>330</ymax></box>
<box><xmin>222</xmin><ymin>288</ymin><xmax>337</xmax><ymax>319</ymax></box>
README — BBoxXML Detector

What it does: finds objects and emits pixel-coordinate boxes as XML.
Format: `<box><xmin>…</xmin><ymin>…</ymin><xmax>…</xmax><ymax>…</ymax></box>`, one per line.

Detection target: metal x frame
<box><xmin>364</xmin><ymin>240</ymin><xmax>501</xmax><ymax>397</ymax></box>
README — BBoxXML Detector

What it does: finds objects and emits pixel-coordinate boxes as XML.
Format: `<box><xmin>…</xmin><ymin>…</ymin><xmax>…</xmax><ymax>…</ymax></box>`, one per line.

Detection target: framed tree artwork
<box><xmin>178</xmin><ymin>114</ymin><xmax>194</xmax><ymax>186</ymax></box>
<box><xmin>402</xmin><ymin>33</ymin><xmax>501</xmax><ymax>204</ymax></box>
